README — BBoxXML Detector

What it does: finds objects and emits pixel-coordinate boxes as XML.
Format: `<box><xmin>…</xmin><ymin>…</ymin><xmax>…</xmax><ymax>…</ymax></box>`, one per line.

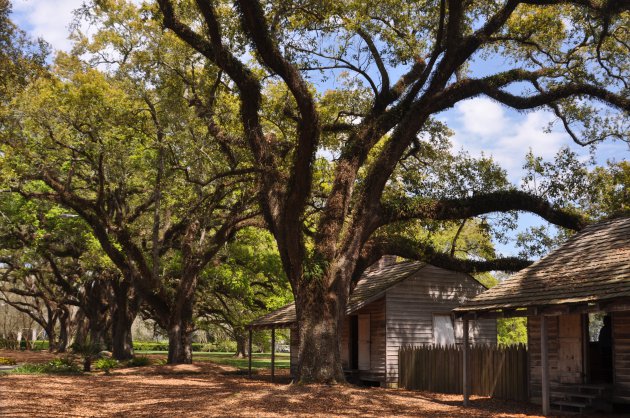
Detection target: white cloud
<box><xmin>450</xmin><ymin>98</ymin><xmax>570</xmax><ymax>182</ymax></box>
<box><xmin>456</xmin><ymin>97</ymin><xmax>506</xmax><ymax>136</ymax></box>
<box><xmin>11</xmin><ymin>0</ymin><xmax>84</xmax><ymax>52</ymax></box>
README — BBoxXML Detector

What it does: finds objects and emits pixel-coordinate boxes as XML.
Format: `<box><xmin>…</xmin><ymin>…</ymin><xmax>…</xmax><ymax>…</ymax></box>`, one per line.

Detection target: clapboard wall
<box><xmin>385</xmin><ymin>264</ymin><xmax>496</xmax><ymax>386</ymax></box>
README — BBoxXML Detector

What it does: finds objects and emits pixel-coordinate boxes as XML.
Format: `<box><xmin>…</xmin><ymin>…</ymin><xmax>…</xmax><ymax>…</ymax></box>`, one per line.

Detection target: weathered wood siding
<box><xmin>385</xmin><ymin>265</ymin><xmax>496</xmax><ymax>385</ymax></box>
<box><xmin>528</xmin><ymin>315</ymin><xmax>588</xmax><ymax>403</ymax></box>
<box><xmin>613</xmin><ymin>311</ymin><xmax>630</xmax><ymax>403</ymax></box>
<box><xmin>529</xmin><ymin>316</ymin><xmax>557</xmax><ymax>404</ymax></box>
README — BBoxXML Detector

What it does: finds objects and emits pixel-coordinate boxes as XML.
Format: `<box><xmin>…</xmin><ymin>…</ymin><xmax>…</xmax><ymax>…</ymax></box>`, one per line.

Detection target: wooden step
<box><xmin>551</xmin><ymin>391</ymin><xmax>599</xmax><ymax>401</ymax></box>
<box><xmin>553</xmin><ymin>400</ymin><xmax>589</xmax><ymax>408</ymax></box>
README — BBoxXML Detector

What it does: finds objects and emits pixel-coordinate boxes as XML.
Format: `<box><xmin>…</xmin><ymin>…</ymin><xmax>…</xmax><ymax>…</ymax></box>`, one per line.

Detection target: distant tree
<box><xmin>2</xmin><ymin>11</ymin><xmax>260</xmax><ymax>361</ymax></box>
<box><xmin>196</xmin><ymin>228</ymin><xmax>290</xmax><ymax>357</ymax></box>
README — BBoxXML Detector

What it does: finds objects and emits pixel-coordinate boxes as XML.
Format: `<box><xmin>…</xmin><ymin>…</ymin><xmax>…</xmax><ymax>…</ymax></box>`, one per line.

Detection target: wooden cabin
<box><xmin>250</xmin><ymin>260</ymin><xmax>496</xmax><ymax>387</ymax></box>
<box><xmin>455</xmin><ymin>216</ymin><xmax>630</xmax><ymax>415</ymax></box>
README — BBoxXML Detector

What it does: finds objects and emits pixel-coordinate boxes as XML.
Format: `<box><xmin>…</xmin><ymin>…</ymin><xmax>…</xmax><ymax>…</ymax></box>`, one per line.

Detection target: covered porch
<box><xmin>248</xmin><ymin>304</ymin><xmax>297</xmax><ymax>382</ymax></box>
<box><xmin>454</xmin><ymin>216</ymin><xmax>630</xmax><ymax>415</ymax></box>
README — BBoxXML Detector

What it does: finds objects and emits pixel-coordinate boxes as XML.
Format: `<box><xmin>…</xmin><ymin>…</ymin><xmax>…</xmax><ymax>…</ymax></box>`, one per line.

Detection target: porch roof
<box><xmin>455</xmin><ymin>216</ymin><xmax>630</xmax><ymax>315</ymax></box>
<box><xmin>250</xmin><ymin>261</ymin><xmax>425</xmax><ymax>329</ymax></box>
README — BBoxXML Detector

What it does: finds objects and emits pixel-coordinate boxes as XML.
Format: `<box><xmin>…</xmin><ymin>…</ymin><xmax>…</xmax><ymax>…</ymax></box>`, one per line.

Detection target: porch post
<box><xmin>248</xmin><ymin>326</ymin><xmax>253</xmax><ymax>379</ymax></box>
<box><xmin>541</xmin><ymin>315</ymin><xmax>550</xmax><ymax>416</ymax></box>
<box><xmin>271</xmin><ymin>326</ymin><xmax>276</xmax><ymax>383</ymax></box>
<box><xmin>463</xmin><ymin>316</ymin><xmax>470</xmax><ymax>406</ymax></box>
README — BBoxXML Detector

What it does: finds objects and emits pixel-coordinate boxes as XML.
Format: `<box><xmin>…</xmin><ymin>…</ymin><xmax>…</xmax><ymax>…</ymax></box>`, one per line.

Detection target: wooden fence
<box><xmin>399</xmin><ymin>344</ymin><xmax>528</xmax><ymax>401</ymax></box>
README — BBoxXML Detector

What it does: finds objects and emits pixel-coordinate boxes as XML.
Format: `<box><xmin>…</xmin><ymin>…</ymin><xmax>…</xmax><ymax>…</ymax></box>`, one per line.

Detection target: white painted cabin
<box><xmin>252</xmin><ymin>260</ymin><xmax>497</xmax><ymax>387</ymax></box>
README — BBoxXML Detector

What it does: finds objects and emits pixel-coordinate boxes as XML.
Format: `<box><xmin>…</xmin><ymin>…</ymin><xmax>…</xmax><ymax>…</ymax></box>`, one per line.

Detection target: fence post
<box><xmin>248</xmin><ymin>326</ymin><xmax>253</xmax><ymax>379</ymax></box>
<box><xmin>463</xmin><ymin>317</ymin><xmax>470</xmax><ymax>406</ymax></box>
<box><xmin>271</xmin><ymin>326</ymin><xmax>276</xmax><ymax>383</ymax></box>
<box><xmin>541</xmin><ymin>315</ymin><xmax>550</xmax><ymax>416</ymax></box>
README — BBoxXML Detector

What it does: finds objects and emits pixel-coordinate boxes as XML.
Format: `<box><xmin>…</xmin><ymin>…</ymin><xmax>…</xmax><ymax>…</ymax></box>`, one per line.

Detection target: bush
<box><xmin>213</xmin><ymin>341</ymin><xmax>237</xmax><ymax>353</ymax></box>
<box><xmin>133</xmin><ymin>341</ymin><xmax>238</xmax><ymax>353</ymax></box>
<box><xmin>7</xmin><ymin>363</ymin><xmax>46</xmax><ymax>374</ymax></box>
<box><xmin>126</xmin><ymin>356</ymin><xmax>151</xmax><ymax>367</ymax></box>
<box><xmin>0</xmin><ymin>357</ymin><xmax>17</xmax><ymax>365</ymax></box>
<box><xmin>94</xmin><ymin>358</ymin><xmax>118</xmax><ymax>374</ymax></box>
<box><xmin>133</xmin><ymin>341</ymin><xmax>169</xmax><ymax>351</ymax></box>
<box><xmin>0</xmin><ymin>338</ymin><xmax>16</xmax><ymax>349</ymax></box>
<box><xmin>45</xmin><ymin>357</ymin><xmax>81</xmax><ymax>373</ymax></box>
<box><xmin>30</xmin><ymin>340</ymin><xmax>49</xmax><ymax>351</ymax></box>
<box><xmin>8</xmin><ymin>357</ymin><xmax>81</xmax><ymax>374</ymax></box>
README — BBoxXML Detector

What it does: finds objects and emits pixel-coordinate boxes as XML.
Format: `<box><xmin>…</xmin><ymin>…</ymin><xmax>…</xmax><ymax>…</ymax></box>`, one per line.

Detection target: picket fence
<box><xmin>398</xmin><ymin>343</ymin><xmax>528</xmax><ymax>401</ymax></box>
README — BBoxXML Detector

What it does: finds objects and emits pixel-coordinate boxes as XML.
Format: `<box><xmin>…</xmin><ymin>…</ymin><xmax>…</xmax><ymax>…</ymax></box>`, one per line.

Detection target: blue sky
<box><xmin>12</xmin><ymin>0</ymin><xmax>629</xmax><ymax>258</ymax></box>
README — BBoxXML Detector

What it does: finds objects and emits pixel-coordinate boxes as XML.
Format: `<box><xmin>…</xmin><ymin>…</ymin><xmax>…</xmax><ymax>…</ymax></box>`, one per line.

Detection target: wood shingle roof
<box><xmin>455</xmin><ymin>216</ymin><xmax>630</xmax><ymax>313</ymax></box>
<box><xmin>250</xmin><ymin>261</ymin><xmax>425</xmax><ymax>329</ymax></box>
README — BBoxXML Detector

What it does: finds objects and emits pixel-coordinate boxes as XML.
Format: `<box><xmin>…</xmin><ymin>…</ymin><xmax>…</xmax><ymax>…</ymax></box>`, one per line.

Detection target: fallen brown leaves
<box><xmin>0</xmin><ymin>349</ymin><xmax>544</xmax><ymax>417</ymax></box>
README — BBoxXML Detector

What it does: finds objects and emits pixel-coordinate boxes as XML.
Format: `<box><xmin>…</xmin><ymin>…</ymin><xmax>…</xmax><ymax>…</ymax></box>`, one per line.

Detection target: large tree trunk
<box><xmin>166</xmin><ymin>267</ymin><xmax>198</xmax><ymax>364</ymax></box>
<box><xmin>111</xmin><ymin>280</ymin><xmax>138</xmax><ymax>360</ymax></box>
<box><xmin>89</xmin><ymin>326</ymin><xmax>107</xmax><ymax>351</ymax></box>
<box><xmin>46</xmin><ymin>324</ymin><xmax>56</xmax><ymax>352</ymax></box>
<box><xmin>234</xmin><ymin>329</ymin><xmax>247</xmax><ymax>358</ymax></box>
<box><xmin>57</xmin><ymin>308</ymin><xmax>70</xmax><ymax>353</ymax></box>
<box><xmin>295</xmin><ymin>281</ymin><xmax>346</xmax><ymax>384</ymax></box>
<box><xmin>72</xmin><ymin>311</ymin><xmax>89</xmax><ymax>347</ymax></box>
<box><xmin>166</xmin><ymin>312</ymin><xmax>194</xmax><ymax>364</ymax></box>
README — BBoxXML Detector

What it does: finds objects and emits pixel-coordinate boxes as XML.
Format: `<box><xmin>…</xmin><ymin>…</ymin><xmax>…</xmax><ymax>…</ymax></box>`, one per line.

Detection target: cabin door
<box><xmin>558</xmin><ymin>314</ymin><xmax>584</xmax><ymax>384</ymax></box>
<box><xmin>358</xmin><ymin>314</ymin><xmax>371</xmax><ymax>370</ymax></box>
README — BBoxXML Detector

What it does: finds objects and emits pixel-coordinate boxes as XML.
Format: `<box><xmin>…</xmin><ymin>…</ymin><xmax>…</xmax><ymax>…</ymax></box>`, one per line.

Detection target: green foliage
<box><xmin>6</xmin><ymin>357</ymin><xmax>81</xmax><ymax>375</ymax></box>
<box><xmin>133</xmin><ymin>341</ymin><xmax>170</xmax><ymax>352</ymax></box>
<box><xmin>0</xmin><ymin>357</ymin><xmax>16</xmax><ymax>365</ymax></box>
<box><xmin>132</xmin><ymin>341</ymin><xmax>242</xmax><ymax>353</ymax></box>
<box><xmin>519</xmin><ymin>149</ymin><xmax>629</xmax><ymax>258</ymax></box>
<box><xmin>94</xmin><ymin>358</ymin><xmax>118</xmax><ymax>373</ymax></box>
<box><xmin>497</xmin><ymin>318</ymin><xmax>528</xmax><ymax>345</ymax></box>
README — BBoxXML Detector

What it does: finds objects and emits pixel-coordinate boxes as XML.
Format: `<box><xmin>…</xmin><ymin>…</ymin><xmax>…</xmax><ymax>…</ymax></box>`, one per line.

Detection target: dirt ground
<box><xmin>0</xmin><ymin>349</ymin><xmax>546</xmax><ymax>417</ymax></box>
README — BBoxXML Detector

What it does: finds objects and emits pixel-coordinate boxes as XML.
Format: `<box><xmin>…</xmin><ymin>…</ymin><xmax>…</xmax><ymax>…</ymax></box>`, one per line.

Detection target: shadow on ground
<box><xmin>0</xmin><ymin>349</ymin><xmax>569</xmax><ymax>417</ymax></box>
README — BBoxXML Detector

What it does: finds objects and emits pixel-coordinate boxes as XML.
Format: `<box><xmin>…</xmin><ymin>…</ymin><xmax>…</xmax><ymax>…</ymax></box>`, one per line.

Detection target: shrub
<box><xmin>94</xmin><ymin>358</ymin><xmax>118</xmax><ymax>374</ymax></box>
<box><xmin>7</xmin><ymin>357</ymin><xmax>81</xmax><ymax>375</ymax></box>
<box><xmin>133</xmin><ymin>341</ymin><xmax>169</xmax><ymax>351</ymax></box>
<box><xmin>8</xmin><ymin>363</ymin><xmax>46</xmax><ymax>374</ymax></box>
<box><xmin>45</xmin><ymin>357</ymin><xmax>81</xmax><ymax>373</ymax></box>
<box><xmin>133</xmin><ymin>341</ymin><xmax>227</xmax><ymax>352</ymax></box>
<box><xmin>126</xmin><ymin>356</ymin><xmax>151</xmax><ymax>367</ymax></box>
<box><xmin>30</xmin><ymin>340</ymin><xmax>49</xmax><ymax>351</ymax></box>
<box><xmin>213</xmin><ymin>341</ymin><xmax>237</xmax><ymax>353</ymax></box>
<box><xmin>0</xmin><ymin>357</ymin><xmax>16</xmax><ymax>365</ymax></box>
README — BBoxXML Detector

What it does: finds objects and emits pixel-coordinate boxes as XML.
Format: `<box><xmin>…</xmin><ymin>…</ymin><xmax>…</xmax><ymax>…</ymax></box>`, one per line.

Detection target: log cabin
<box><xmin>455</xmin><ymin>216</ymin><xmax>630</xmax><ymax>415</ymax></box>
<box><xmin>250</xmin><ymin>259</ymin><xmax>496</xmax><ymax>387</ymax></box>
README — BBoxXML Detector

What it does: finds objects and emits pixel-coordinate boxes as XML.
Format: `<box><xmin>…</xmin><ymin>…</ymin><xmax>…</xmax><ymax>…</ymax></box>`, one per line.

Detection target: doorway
<box><xmin>587</xmin><ymin>313</ymin><xmax>613</xmax><ymax>383</ymax></box>
<box><xmin>358</xmin><ymin>314</ymin><xmax>371</xmax><ymax>370</ymax></box>
<box><xmin>349</xmin><ymin>316</ymin><xmax>358</xmax><ymax>370</ymax></box>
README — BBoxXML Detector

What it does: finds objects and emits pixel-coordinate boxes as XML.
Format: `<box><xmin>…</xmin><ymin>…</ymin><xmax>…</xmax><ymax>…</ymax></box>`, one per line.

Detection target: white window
<box><xmin>433</xmin><ymin>314</ymin><xmax>455</xmax><ymax>346</ymax></box>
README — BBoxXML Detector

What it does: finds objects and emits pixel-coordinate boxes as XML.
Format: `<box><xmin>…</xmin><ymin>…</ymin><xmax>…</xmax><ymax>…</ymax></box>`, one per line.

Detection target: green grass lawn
<box><xmin>136</xmin><ymin>351</ymin><xmax>290</xmax><ymax>370</ymax></box>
